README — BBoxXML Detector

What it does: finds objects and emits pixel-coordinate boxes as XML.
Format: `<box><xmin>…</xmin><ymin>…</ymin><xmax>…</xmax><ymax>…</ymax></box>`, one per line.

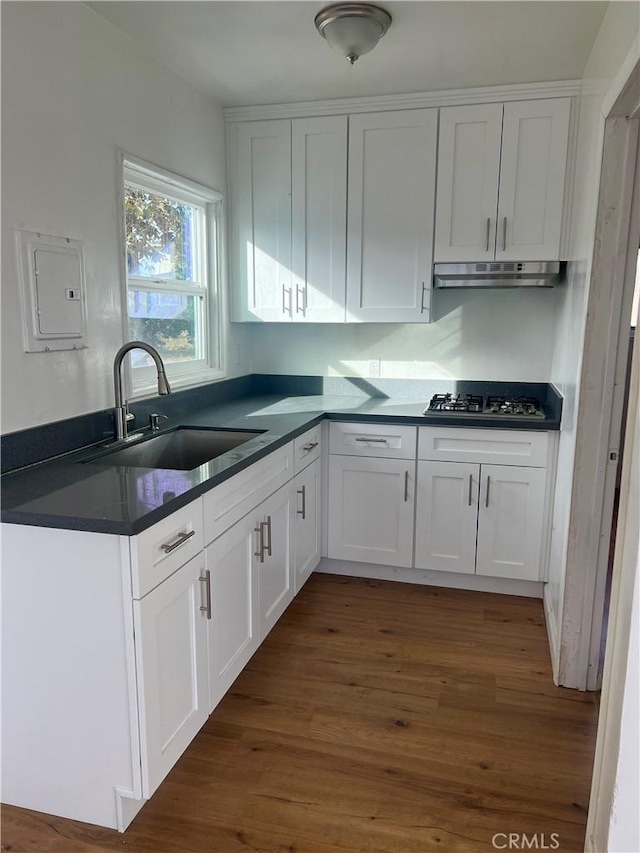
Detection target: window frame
<box><xmin>120</xmin><ymin>154</ymin><xmax>226</xmax><ymax>397</ymax></box>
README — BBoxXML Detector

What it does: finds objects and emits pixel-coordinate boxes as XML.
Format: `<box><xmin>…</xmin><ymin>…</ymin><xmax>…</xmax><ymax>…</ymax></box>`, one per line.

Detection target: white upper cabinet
<box><xmin>291</xmin><ymin>116</ymin><xmax>347</xmax><ymax>322</ymax></box>
<box><xmin>232</xmin><ymin>116</ymin><xmax>347</xmax><ymax>322</ymax></box>
<box><xmin>496</xmin><ymin>99</ymin><xmax>571</xmax><ymax>261</ymax></box>
<box><xmin>435</xmin><ymin>103</ymin><xmax>503</xmax><ymax>262</ymax></box>
<box><xmin>233</xmin><ymin>119</ymin><xmax>292</xmax><ymax>321</ymax></box>
<box><xmin>435</xmin><ymin>98</ymin><xmax>571</xmax><ymax>262</ymax></box>
<box><xmin>346</xmin><ymin>109</ymin><xmax>438</xmax><ymax>322</ymax></box>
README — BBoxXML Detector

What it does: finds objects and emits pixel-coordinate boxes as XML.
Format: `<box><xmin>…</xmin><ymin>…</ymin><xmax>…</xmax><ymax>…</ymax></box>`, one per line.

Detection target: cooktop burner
<box><xmin>427</xmin><ymin>393</ymin><xmax>484</xmax><ymax>413</ymax></box>
<box><xmin>424</xmin><ymin>393</ymin><xmax>545</xmax><ymax>418</ymax></box>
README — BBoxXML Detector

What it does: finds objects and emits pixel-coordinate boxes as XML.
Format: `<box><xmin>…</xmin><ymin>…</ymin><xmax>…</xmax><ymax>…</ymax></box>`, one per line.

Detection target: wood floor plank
<box><xmin>1</xmin><ymin>574</ymin><xmax>598</xmax><ymax>853</ymax></box>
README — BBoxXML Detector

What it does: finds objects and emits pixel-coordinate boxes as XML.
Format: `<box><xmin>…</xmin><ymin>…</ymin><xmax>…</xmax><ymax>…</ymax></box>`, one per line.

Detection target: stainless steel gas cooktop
<box><xmin>424</xmin><ymin>393</ymin><xmax>545</xmax><ymax>418</ymax></box>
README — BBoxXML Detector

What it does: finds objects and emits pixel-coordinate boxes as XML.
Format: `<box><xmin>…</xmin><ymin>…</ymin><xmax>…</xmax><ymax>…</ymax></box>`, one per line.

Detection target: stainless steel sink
<box><xmin>84</xmin><ymin>428</ymin><xmax>264</xmax><ymax>471</ymax></box>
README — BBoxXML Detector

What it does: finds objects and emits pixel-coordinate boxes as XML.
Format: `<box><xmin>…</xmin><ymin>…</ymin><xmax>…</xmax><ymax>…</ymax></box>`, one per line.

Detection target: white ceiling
<box><xmin>87</xmin><ymin>1</ymin><xmax>608</xmax><ymax>107</ymax></box>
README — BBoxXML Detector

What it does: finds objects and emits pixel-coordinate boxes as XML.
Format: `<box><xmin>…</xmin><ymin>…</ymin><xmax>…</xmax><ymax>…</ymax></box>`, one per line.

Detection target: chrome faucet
<box><xmin>113</xmin><ymin>341</ymin><xmax>171</xmax><ymax>441</ymax></box>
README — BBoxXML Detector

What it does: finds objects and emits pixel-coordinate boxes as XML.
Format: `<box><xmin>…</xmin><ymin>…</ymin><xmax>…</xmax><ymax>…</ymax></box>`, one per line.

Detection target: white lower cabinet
<box><xmin>414</xmin><ymin>461</ymin><xmax>479</xmax><ymax>575</ymax></box>
<box><xmin>294</xmin><ymin>458</ymin><xmax>321</xmax><ymax>592</ymax></box>
<box><xmin>205</xmin><ymin>514</ymin><xmax>259</xmax><ymax>710</ymax></box>
<box><xmin>475</xmin><ymin>464</ymin><xmax>547</xmax><ymax>581</ymax></box>
<box><xmin>256</xmin><ymin>482</ymin><xmax>295</xmax><ymax>637</ymax></box>
<box><xmin>328</xmin><ymin>455</ymin><xmax>415</xmax><ymax>567</ymax></box>
<box><xmin>133</xmin><ymin>551</ymin><xmax>209</xmax><ymax>798</ymax></box>
<box><xmin>415</xmin><ymin>429</ymin><xmax>553</xmax><ymax>582</ymax></box>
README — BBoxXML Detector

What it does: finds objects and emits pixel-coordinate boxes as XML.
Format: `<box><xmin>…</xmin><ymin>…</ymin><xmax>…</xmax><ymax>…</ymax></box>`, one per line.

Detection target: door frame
<box><xmin>558</xmin><ymin>54</ymin><xmax>640</xmax><ymax>691</ymax></box>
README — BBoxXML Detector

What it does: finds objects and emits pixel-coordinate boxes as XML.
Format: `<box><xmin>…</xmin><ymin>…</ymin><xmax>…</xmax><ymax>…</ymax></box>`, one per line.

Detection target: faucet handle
<box><xmin>149</xmin><ymin>413</ymin><xmax>168</xmax><ymax>431</ymax></box>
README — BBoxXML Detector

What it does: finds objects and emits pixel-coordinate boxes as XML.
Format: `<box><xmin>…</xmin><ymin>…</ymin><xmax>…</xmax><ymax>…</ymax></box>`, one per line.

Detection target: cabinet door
<box><xmin>294</xmin><ymin>459</ymin><xmax>321</xmax><ymax>592</ymax></box>
<box><xmin>134</xmin><ymin>552</ymin><xmax>209</xmax><ymax>798</ymax></box>
<box><xmin>435</xmin><ymin>103</ymin><xmax>503</xmax><ymax>262</ymax></box>
<box><xmin>476</xmin><ymin>465</ymin><xmax>546</xmax><ymax>581</ymax></box>
<box><xmin>328</xmin><ymin>455</ymin><xmax>415</xmax><ymax>567</ymax></box>
<box><xmin>347</xmin><ymin>109</ymin><xmax>437</xmax><ymax>322</ymax></box>
<box><xmin>496</xmin><ymin>98</ymin><xmax>571</xmax><ymax>261</ymax></box>
<box><xmin>257</xmin><ymin>483</ymin><xmax>294</xmax><ymax>638</ymax></box>
<box><xmin>415</xmin><ymin>461</ymin><xmax>479</xmax><ymax>574</ymax></box>
<box><xmin>235</xmin><ymin>120</ymin><xmax>292</xmax><ymax>321</ymax></box>
<box><xmin>205</xmin><ymin>515</ymin><xmax>259</xmax><ymax>711</ymax></box>
<box><xmin>291</xmin><ymin>116</ymin><xmax>347</xmax><ymax>323</ymax></box>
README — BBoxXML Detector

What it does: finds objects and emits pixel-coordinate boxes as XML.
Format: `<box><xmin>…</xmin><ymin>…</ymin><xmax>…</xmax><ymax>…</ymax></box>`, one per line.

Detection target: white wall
<box><xmin>250</xmin><ymin>289</ymin><xmax>559</xmax><ymax>382</ymax></box>
<box><xmin>544</xmin><ymin>2</ymin><xmax>640</xmax><ymax>681</ymax></box>
<box><xmin>0</xmin><ymin>2</ymin><xmax>251</xmax><ymax>435</ymax></box>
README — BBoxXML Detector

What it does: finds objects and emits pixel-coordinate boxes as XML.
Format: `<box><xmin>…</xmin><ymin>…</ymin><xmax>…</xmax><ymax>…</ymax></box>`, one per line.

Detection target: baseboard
<box><xmin>543</xmin><ymin>584</ymin><xmax>560</xmax><ymax>685</ymax></box>
<box><xmin>115</xmin><ymin>787</ymin><xmax>146</xmax><ymax>833</ymax></box>
<box><xmin>316</xmin><ymin>558</ymin><xmax>544</xmax><ymax>598</ymax></box>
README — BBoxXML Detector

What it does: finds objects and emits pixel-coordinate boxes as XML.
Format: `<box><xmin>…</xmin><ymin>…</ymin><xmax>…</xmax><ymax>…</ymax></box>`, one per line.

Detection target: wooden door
<box><xmin>346</xmin><ymin>109</ymin><xmax>437</xmax><ymax>322</ymax></box>
<box><xmin>414</xmin><ymin>461</ymin><xmax>479</xmax><ymax>574</ymax></box>
<box><xmin>205</xmin><ymin>515</ymin><xmax>259</xmax><ymax>711</ymax></box>
<box><xmin>291</xmin><ymin>116</ymin><xmax>347</xmax><ymax>322</ymax></box>
<box><xmin>235</xmin><ymin>120</ymin><xmax>292</xmax><ymax>321</ymax></box>
<box><xmin>134</xmin><ymin>552</ymin><xmax>209</xmax><ymax>798</ymax></box>
<box><xmin>435</xmin><ymin>103</ymin><xmax>503</xmax><ymax>261</ymax></box>
<box><xmin>476</xmin><ymin>464</ymin><xmax>547</xmax><ymax>581</ymax></box>
<box><xmin>328</xmin><ymin>455</ymin><xmax>415</xmax><ymax>567</ymax></box>
<box><xmin>294</xmin><ymin>459</ymin><xmax>321</xmax><ymax>592</ymax></box>
<box><xmin>496</xmin><ymin>98</ymin><xmax>571</xmax><ymax>261</ymax></box>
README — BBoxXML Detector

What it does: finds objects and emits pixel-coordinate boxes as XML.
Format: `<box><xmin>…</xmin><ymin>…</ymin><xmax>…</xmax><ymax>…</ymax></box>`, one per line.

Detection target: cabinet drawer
<box><xmin>203</xmin><ymin>443</ymin><xmax>294</xmax><ymax>545</ymax></box>
<box><xmin>329</xmin><ymin>422</ymin><xmax>417</xmax><ymax>459</ymax></box>
<box><xmin>294</xmin><ymin>425</ymin><xmax>321</xmax><ymax>473</ymax></box>
<box><xmin>130</xmin><ymin>499</ymin><xmax>204</xmax><ymax>599</ymax></box>
<box><xmin>418</xmin><ymin>427</ymin><xmax>549</xmax><ymax>467</ymax></box>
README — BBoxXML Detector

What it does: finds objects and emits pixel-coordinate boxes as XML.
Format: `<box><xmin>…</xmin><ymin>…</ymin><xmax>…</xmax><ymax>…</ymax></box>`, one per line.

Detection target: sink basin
<box><xmin>84</xmin><ymin>428</ymin><xmax>265</xmax><ymax>471</ymax></box>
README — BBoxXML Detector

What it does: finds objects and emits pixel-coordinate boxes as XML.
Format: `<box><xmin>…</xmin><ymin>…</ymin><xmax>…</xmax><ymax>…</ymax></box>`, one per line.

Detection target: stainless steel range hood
<box><xmin>433</xmin><ymin>261</ymin><xmax>562</xmax><ymax>288</ymax></box>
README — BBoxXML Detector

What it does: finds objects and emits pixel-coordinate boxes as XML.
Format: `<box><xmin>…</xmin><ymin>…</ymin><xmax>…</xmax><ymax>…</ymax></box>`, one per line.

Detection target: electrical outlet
<box><xmin>369</xmin><ymin>358</ymin><xmax>381</xmax><ymax>377</ymax></box>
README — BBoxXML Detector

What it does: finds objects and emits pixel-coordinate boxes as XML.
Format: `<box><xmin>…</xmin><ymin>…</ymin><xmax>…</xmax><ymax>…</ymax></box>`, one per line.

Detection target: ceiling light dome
<box><xmin>315</xmin><ymin>3</ymin><xmax>392</xmax><ymax>65</ymax></box>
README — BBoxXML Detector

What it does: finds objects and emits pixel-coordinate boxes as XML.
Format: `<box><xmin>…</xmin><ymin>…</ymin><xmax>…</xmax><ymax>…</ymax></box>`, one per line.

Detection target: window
<box><xmin>122</xmin><ymin>157</ymin><xmax>224</xmax><ymax>394</ymax></box>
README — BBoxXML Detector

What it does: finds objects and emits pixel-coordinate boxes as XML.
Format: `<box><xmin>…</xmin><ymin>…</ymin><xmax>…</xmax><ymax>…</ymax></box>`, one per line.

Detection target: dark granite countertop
<box><xmin>1</xmin><ymin>380</ymin><xmax>562</xmax><ymax>536</ymax></box>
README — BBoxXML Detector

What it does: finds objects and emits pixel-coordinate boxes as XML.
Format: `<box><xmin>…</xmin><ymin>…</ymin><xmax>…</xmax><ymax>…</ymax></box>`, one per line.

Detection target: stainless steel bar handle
<box><xmin>303</xmin><ymin>285</ymin><xmax>308</xmax><ymax>313</ymax></box>
<box><xmin>198</xmin><ymin>570</ymin><xmax>212</xmax><ymax>620</ymax></box>
<box><xmin>160</xmin><ymin>529</ymin><xmax>196</xmax><ymax>554</ymax></box>
<box><xmin>264</xmin><ymin>515</ymin><xmax>272</xmax><ymax>557</ymax></box>
<box><xmin>485</xmin><ymin>475</ymin><xmax>491</xmax><ymax>508</ymax></box>
<box><xmin>297</xmin><ymin>485</ymin><xmax>306</xmax><ymax>519</ymax></box>
<box><xmin>502</xmin><ymin>217</ymin><xmax>507</xmax><ymax>252</ymax></box>
<box><xmin>302</xmin><ymin>441</ymin><xmax>318</xmax><ymax>452</ymax></box>
<box><xmin>355</xmin><ymin>437</ymin><xmax>388</xmax><ymax>443</ymax></box>
<box><xmin>296</xmin><ymin>284</ymin><xmax>304</xmax><ymax>314</ymax></box>
<box><xmin>282</xmin><ymin>283</ymin><xmax>292</xmax><ymax>316</ymax></box>
<box><xmin>468</xmin><ymin>474</ymin><xmax>473</xmax><ymax>507</ymax></box>
<box><xmin>404</xmin><ymin>471</ymin><xmax>409</xmax><ymax>503</ymax></box>
<box><xmin>254</xmin><ymin>525</ymin><xmax>264</xmax><ymax>562</ymax></box>
<box><xmin>420</xmin><ymin>281</ymin><xmax>427</xmax><ymax>313</ymax></box>
<box><xmin>485</xmin><ymin>218</ymin><xmax>491</xmax><ymax>252</ymax></box>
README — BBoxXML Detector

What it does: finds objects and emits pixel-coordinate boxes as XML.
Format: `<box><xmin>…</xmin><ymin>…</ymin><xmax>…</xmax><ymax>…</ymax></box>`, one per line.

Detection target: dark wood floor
<box><xmin>2</xmin><ymin>574</ymin><xmax>599</xmax><ymax>853</ymax></box>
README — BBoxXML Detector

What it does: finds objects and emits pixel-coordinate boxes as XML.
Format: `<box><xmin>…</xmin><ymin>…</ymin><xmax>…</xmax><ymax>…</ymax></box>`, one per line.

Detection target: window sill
<box><xmin>131</xmin><ymin>367</ymin><xmax>227</xmax><ymax>400</ymax></box>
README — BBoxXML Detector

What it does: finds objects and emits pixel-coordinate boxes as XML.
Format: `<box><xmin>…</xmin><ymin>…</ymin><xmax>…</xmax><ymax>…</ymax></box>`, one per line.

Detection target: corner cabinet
<box><xmin>346</xmin><ymin>109</ymin><xmax>437</xmax><ymax>322</ymax></box>
<box><xmin>434</xmin><ymin>98</ymin><xmax>571</xmax><ymax>261</ymax></box>
<box><xmin>230</xmin><ymin>116</ymin><xmax>347</xmax><ymax>322</ymax></box>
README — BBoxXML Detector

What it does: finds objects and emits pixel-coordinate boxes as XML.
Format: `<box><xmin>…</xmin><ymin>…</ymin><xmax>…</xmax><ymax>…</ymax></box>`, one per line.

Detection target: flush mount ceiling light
<box><xmin>315</xmin><ymin>3</ymin><xmax>392</xmax><ymax>65</ymax></box>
